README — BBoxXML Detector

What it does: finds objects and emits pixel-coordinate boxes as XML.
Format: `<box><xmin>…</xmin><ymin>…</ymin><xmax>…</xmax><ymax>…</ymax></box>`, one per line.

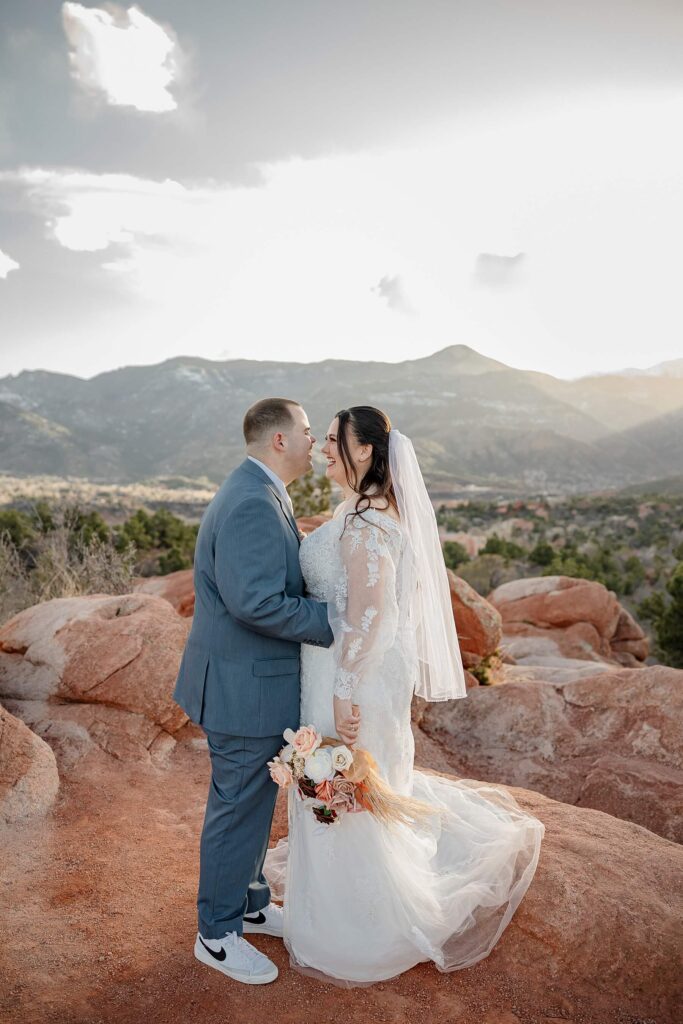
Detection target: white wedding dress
<box><xmin>264</xmin><ymin>505</ymin><xmax>545</xmax><ymax>986</ymax></box>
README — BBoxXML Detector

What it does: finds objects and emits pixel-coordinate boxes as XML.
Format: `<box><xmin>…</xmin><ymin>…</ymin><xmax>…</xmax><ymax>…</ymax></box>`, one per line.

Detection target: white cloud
<box><xmin>0</xmin><ymin>249</ymin><xmax>19</xmax><ymax>279</ymax></box>
<box><xmin>372</xmin><ymin>275</ymin><xmax>415</xmax><ymax>314</ymax></box>
<box><xmin>4</xmin><ymin>89</ymin><xmax>683</xmax><ymax>378</ymax></box>
<box><xmin>474</xmin><ymin>253</ymin><xmax>526</xmax><ymax>289</ymax></box>
<box><xmin>61</xmin><ymin>2</ymin><xmax>181</xmax><ymax>113</ymax></box>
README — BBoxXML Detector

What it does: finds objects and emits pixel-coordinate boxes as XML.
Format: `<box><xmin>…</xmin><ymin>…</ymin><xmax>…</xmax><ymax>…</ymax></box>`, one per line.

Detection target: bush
<box><xmin>640</xmin><ymin>562</ymin><xmax>683</xmax><ymax>669</ymax></box>
<box><xmin>529</xmin><ymin>539</ymin><xmax>555</xmax><ymax>566</ymax></box>
<box><xmin>0</xmin><ymin>507</ymin><xmax>135</xmax><ymax>625</ymax></box>
<box><xmin>115</xmin><ymin>508</ymin><xmax>198</xmax><ymax>575</ymax></box>
<box><xmin>0</xmin><ymin>533</ymin><xmax>33</xmax><ymax>623</ymax></box>
<box><xmin>442</xmin><ymin>540</ymin><xmax>470</xmax><ymax>571</ymax></box>
<box><xmin>0</xmin><ymin>508</ymin><xmax>38</xmax><ymax>548</ymax></box>
<box><xmin>656</xmin><ymin>563</ymin><xmax>683</xmax><ymax>667</ymax></box>
<box><xmin>480</xmin><ymin>533</ymin><xmax>525</xmax><ymax>563</ymax></box>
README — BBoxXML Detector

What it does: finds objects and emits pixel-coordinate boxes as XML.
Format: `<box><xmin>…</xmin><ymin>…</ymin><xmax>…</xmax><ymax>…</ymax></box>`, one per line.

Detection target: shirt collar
<box><xmin>247</xmin><ymin>455</ymin><xmax>290</xmax><ymax>503</ymax></box>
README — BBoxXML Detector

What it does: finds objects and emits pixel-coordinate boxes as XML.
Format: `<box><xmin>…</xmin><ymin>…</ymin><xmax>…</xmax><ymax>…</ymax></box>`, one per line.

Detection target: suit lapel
<box><xmin>269</xmin><ymin>486</ymin><xmax>302</xmax><ymax>545</ymax></box>
<box><xmin>240</xmin><ymin>459</ymin><xmax>301</xmax><ymax>545</ymax></box>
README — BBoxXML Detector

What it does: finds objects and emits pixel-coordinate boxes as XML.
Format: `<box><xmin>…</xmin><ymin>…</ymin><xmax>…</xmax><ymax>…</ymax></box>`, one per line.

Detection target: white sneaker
<box><xmin>194</xmin><ymin>931</ymin><xmax>278</xmax><ymax>984</ymax></box>
<box><xmin>242</xmin><ymin>903</ymin><xmax>284</xmax><ymax>938</ymax></box>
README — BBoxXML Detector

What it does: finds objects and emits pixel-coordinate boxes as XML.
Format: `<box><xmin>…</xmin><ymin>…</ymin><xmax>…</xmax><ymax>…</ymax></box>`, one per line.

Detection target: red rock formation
<box><xmin>488</xmin><ymin>575</ymin><xmax>649</xmax><ymax>672</ymax></box>
<box><xmin>134</xmin><ymin>570</ymin><xmax>195</xmax><ymax>617</ymax></box>
<box><xmin>0</xmin><ymin>594</ymin><xmax>190</xmax><ymax>765</ymax></box>
<box><xmin>1</xmin><ymin>736</ymin><xmax>680</xmax><ymax>1022</ymax></box>
<box><xmin>448</xmin><ymin>570</ymin><xmax>503</xmax><ymax>669</ymax></box>
<box><xmin>0</xmin><ymin>703</ymin><xmax>59</xmax><ymax>824</ymax></box>
<box><xmin>420</xmin><ymin>664</ymin><xmax>683</xmax><ymax>842</ymax></box>
<box><xmin>611</xmin><ymin>606</ymin><xmax>650</xmax><ymax>664</ymax></box>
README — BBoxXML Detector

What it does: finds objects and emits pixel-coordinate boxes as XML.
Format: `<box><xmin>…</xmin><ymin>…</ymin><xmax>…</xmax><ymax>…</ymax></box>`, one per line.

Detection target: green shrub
<box><xmin>442</xmin><ymin>540</ymin><xmax>470</xmax><ymax>571</ymax></box>
<box><xmin>641</xmin><ymin>562</ymin><xmax>683</xmax><ymax>669</ymax></box>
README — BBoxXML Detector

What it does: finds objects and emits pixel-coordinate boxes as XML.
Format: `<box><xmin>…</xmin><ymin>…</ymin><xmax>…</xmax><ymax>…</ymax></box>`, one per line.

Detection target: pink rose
<box><xmin>267</xmin><ymin>758</ymin><xmax>293</xmax><ymax>788</ymax></box>
<box><xmin>290</xmin><ymin>725</ymin><xmax>322</xmax><ymax>758</ymax></box>
<box><xmin>331</xmin><ymin>777</ymin><xmax>355</xmax><ymax>798</ymax></box>
<box><xmin>329</xmin><ymin>790</ymin><xmax>355</xmax><ymax>814</ymax></box>
<box><xmin>329</xmin><ymin>777</ymin><xmax>356</xmax><ymax>814</ymax></box>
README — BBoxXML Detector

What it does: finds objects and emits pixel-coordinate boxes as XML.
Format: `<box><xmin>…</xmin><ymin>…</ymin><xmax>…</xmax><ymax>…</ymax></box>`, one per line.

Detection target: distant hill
<box><xmin>602</xmin><ymin>357</ymin><xmax>683</xmax><ymax>380</ymax></box>
<box><xmin>617</xmin><ymin>475</ymin><xmax>683</xmax><ymax>497</ymax></box>
<box><xmin>596</xmin><ymin>407</ymin><xmax>683</xmax><ymax>479</ymax></box>
<box><xmin>1</xmin><ymin>345</ymin><xmax>682</xmax><ymax>494</ymax></box>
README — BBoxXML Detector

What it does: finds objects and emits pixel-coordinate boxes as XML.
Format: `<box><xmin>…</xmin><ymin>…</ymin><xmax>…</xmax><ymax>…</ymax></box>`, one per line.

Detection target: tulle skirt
<box><xmin>264</xmin><ymin>768</ymin><xmax>545</xmax><ymax>986</ymax></box>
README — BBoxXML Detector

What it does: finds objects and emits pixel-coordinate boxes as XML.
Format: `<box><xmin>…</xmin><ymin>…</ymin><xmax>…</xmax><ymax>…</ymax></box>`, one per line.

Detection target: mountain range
<box><xmin>1</xmin><ymin>346</ymin><xmax>682</xmax><ymax>495</ymax></box>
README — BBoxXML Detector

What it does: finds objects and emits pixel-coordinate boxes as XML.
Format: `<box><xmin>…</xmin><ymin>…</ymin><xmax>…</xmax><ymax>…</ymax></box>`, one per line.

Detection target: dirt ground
<box><xmin>0</xmin><ymin>729</ymin><xmax>668</xmax><ymax>1024</ymax></box>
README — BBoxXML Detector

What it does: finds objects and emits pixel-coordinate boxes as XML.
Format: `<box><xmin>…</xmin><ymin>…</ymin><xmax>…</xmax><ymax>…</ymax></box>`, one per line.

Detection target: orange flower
<box><xmin>354</xmin><ymin>780</ymin><xmax>373</xmax><ymax>812</ymax></box>
<box><xmin>315</xmin><ymin>779</ymin><xmax>335</xmax><ymax>803</ymax></box>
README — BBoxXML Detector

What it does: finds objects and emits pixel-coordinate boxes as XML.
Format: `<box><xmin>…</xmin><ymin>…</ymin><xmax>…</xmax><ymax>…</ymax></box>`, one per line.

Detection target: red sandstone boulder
<box><xmin>447</xmin><ymin>570</ymin><xmax>503</xmax><ymax>669</ymax></box>
<box><xmin>0</xmin><ymin>594</ymin><xmax>190</xmax><ymax>765</ymax></box>
<box><xmin>420</xmin><ymin>665</ymin><xmax>683</xmax><ymax>842</ymax></box>
<box><xmin>134</xmin><ymin>570</ymin><xmax>195</xmax><ymax>617</ymax></box>
<box><xmin>488</xmin><ymin>575</ymin><xmax>648</xmax><ymax>670</ymax></box>
<box><xmin>0</xmin><ymin>703</ymin><xmax>59</xmax><ymax>824</ymax></box>
<box><xmin>610</xmin><ymin>606</ymin><xmax>650</xmax><ymax>665</ymax></box>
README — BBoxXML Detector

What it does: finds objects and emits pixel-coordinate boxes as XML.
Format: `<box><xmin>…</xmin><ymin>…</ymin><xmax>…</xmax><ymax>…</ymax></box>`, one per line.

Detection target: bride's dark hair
<box><xmin>335</xmin><ymin>406</ymin><xmax>398</xmax><ymax>532</ymax></box>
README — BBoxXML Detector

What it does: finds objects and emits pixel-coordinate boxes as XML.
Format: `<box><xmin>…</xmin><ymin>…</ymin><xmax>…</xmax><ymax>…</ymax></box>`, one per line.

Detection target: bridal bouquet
<box><xmin>267</xmin><ymin>725</ymin><xmax>434</xmax><ymax>828</ymax></box>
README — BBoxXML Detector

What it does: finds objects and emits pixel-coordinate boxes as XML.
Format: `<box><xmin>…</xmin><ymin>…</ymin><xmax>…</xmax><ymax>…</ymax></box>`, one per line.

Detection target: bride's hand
<box><xmin>333</xmin><ymin>696</ymin><xmax>361</xmax><ymax>747</ymax></box>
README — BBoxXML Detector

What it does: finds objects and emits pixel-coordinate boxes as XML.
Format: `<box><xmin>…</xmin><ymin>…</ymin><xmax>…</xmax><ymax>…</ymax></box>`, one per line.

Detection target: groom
<box><xmin>173</xmin><ymin>398</ymin><xmax>340</xmax><ymax>985</ymax></box>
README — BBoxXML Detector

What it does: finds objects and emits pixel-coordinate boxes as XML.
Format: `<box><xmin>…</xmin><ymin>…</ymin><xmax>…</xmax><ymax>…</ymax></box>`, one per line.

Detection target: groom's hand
<box><xmin>334</xmin><ymin>696</ymin><xmax>361</xmax><ymax>747</ymax></box>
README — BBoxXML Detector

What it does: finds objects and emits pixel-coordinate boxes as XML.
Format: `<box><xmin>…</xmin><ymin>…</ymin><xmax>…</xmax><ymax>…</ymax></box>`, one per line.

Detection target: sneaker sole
<box><xmin>242</xmin><ymin>921</ymin><xmax>284</xmax><ymax>938</ymax></box>
<box><xmin>193</xmin><ymin>938</ymin><xmax>279</xmax><ymax>985</ymax></box>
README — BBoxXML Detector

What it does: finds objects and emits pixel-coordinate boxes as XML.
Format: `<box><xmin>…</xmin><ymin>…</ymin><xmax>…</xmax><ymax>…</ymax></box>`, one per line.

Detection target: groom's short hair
<box><xmin>243</xmin><ymin>398</ymin><xmax>302</xmax><ymax>445</ymax></box>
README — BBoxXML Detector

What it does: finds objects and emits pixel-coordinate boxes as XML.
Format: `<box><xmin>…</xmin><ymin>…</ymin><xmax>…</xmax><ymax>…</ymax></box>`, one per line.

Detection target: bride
<box><xmin>264</xmin><ymin>405</ymin><xmax>545</xmax><ymax>986</ymax></box>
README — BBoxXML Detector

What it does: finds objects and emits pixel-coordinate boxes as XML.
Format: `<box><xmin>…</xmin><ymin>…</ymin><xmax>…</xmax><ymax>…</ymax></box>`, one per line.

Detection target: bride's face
<box><xmin>321</xmin><ymin>416</ymin><xmax>371</xmax><ymax>492</ymax></box>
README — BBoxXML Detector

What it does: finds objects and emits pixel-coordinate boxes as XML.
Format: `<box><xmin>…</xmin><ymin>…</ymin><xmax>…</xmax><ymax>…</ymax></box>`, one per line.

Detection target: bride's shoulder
<box><xmin>334</xmin><ymin>500</ymin><xmax>402</xmax><ymax>535</ymax></box>
<box><xmin>364</xmin><ymin>505</ymin><xmax>402</xmax><ymax>530</ymax></box>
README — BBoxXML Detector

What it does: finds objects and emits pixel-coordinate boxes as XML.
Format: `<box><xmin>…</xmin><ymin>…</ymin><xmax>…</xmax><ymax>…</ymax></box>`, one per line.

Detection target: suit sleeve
<box><xmin>214</xmin><ymin>497</ymin><xmax>334</xmax><ymax>646</ymax></box>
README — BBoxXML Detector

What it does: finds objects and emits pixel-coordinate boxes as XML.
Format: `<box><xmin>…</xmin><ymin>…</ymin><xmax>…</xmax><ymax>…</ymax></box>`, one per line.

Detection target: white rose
<box><xmin>280</xmin><ymin>743</ymin><xmax>295</xmax><ymax>764</ymax></box>
<box><xmin>331</xmin><ymin>745</ymin><xmax>353</xmax><ymax>772</ymax></box>
<box><xmin>304</xmin><ymin>747</ymin><xmax>335</xmax><ymax>784</ymax></box>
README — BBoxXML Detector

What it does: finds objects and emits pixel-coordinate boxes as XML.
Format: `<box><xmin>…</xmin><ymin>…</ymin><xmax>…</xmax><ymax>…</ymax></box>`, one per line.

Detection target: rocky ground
<box><xmin>1</xmin><ymin>562</ymin><xmax>681</xmax><ymax>1023</ymax></box>
<box><xmin>2</xmin><ymin>728</ymin><xmax>681</xmax><ymax>1024</ymax></box>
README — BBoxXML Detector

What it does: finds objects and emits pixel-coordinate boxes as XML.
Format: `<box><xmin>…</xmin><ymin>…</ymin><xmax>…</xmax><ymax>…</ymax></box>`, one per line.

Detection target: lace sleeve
<box><xmin>328</xmin><ymin>512</ymin><xmax>401</xmax><ymax>700</ymax></box>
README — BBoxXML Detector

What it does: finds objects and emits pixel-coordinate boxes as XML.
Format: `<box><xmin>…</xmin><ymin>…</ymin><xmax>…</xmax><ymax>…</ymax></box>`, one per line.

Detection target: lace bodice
<box><xmin>299</xmin><ymin>505</ymin><xmax>405</xmax><ymax>700</ymax></box>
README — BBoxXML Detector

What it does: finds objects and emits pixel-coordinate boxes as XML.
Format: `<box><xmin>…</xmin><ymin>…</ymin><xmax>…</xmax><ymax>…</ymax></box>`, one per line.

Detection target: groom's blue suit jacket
<box><xmin>173</xmin><ymin>458</ymin><xmax>334</xmax><ymax>736</ymax></box>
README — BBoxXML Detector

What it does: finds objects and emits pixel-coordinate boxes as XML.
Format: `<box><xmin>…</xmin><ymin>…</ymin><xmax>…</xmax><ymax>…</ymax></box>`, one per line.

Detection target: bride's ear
<box><xmin>359</xmin><ymin>444</ymin><xmax>372</xmax><ymax>464</ymax></box>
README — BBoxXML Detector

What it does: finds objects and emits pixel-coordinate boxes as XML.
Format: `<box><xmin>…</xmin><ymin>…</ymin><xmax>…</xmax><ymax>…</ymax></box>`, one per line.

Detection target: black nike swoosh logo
<box><xmin>198</xmin><ymin>936</ymin><xmax>226</xmax><ymax>961</ymax></box>
<box><xmin>243</xmin><ymin>911</ymin><xmax>266</xmax><ymax>925</ymax></box>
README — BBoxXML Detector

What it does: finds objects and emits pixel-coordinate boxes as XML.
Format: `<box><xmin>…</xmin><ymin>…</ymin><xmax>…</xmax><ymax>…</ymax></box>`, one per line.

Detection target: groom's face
<box><xmin>281</xmin><ymin>405</ymin><xmax>316</xmax><ymax>481</ymax></box>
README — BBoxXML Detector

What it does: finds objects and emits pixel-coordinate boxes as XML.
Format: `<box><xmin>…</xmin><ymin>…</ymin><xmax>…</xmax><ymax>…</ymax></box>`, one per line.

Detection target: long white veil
<box><xmin>389</xmin><ymin>428</ymin><xmax>467</xmax><ymax>702</ymax></box>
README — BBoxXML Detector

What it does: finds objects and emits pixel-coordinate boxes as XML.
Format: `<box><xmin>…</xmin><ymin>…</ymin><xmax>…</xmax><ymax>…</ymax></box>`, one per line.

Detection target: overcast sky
<box><xmin>0</xmin><ymin>0</ymin><xmax>681</xmax><ymax>380</ymax></box>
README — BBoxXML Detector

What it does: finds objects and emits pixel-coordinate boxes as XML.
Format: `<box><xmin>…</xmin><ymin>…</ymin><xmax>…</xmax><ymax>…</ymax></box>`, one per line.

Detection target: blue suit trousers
<box><xmin>197</xmin><ymin>730</ymin><xmax>283</xmax><ymax>939</ymax></box>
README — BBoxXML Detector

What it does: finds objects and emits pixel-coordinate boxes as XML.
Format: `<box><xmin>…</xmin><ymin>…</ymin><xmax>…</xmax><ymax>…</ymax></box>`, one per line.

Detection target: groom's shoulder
<box><xmin>208</xmin><ymin>462</ymin><xmax>275</xmax><ymax>519</ymax></box>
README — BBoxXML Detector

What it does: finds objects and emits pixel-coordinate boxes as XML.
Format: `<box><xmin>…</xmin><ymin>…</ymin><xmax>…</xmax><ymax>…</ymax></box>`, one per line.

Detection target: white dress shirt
<box><xmin>247</xmin><ymin>455</ymin><xmax>294</xmax><ymax>515</ymax></box>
